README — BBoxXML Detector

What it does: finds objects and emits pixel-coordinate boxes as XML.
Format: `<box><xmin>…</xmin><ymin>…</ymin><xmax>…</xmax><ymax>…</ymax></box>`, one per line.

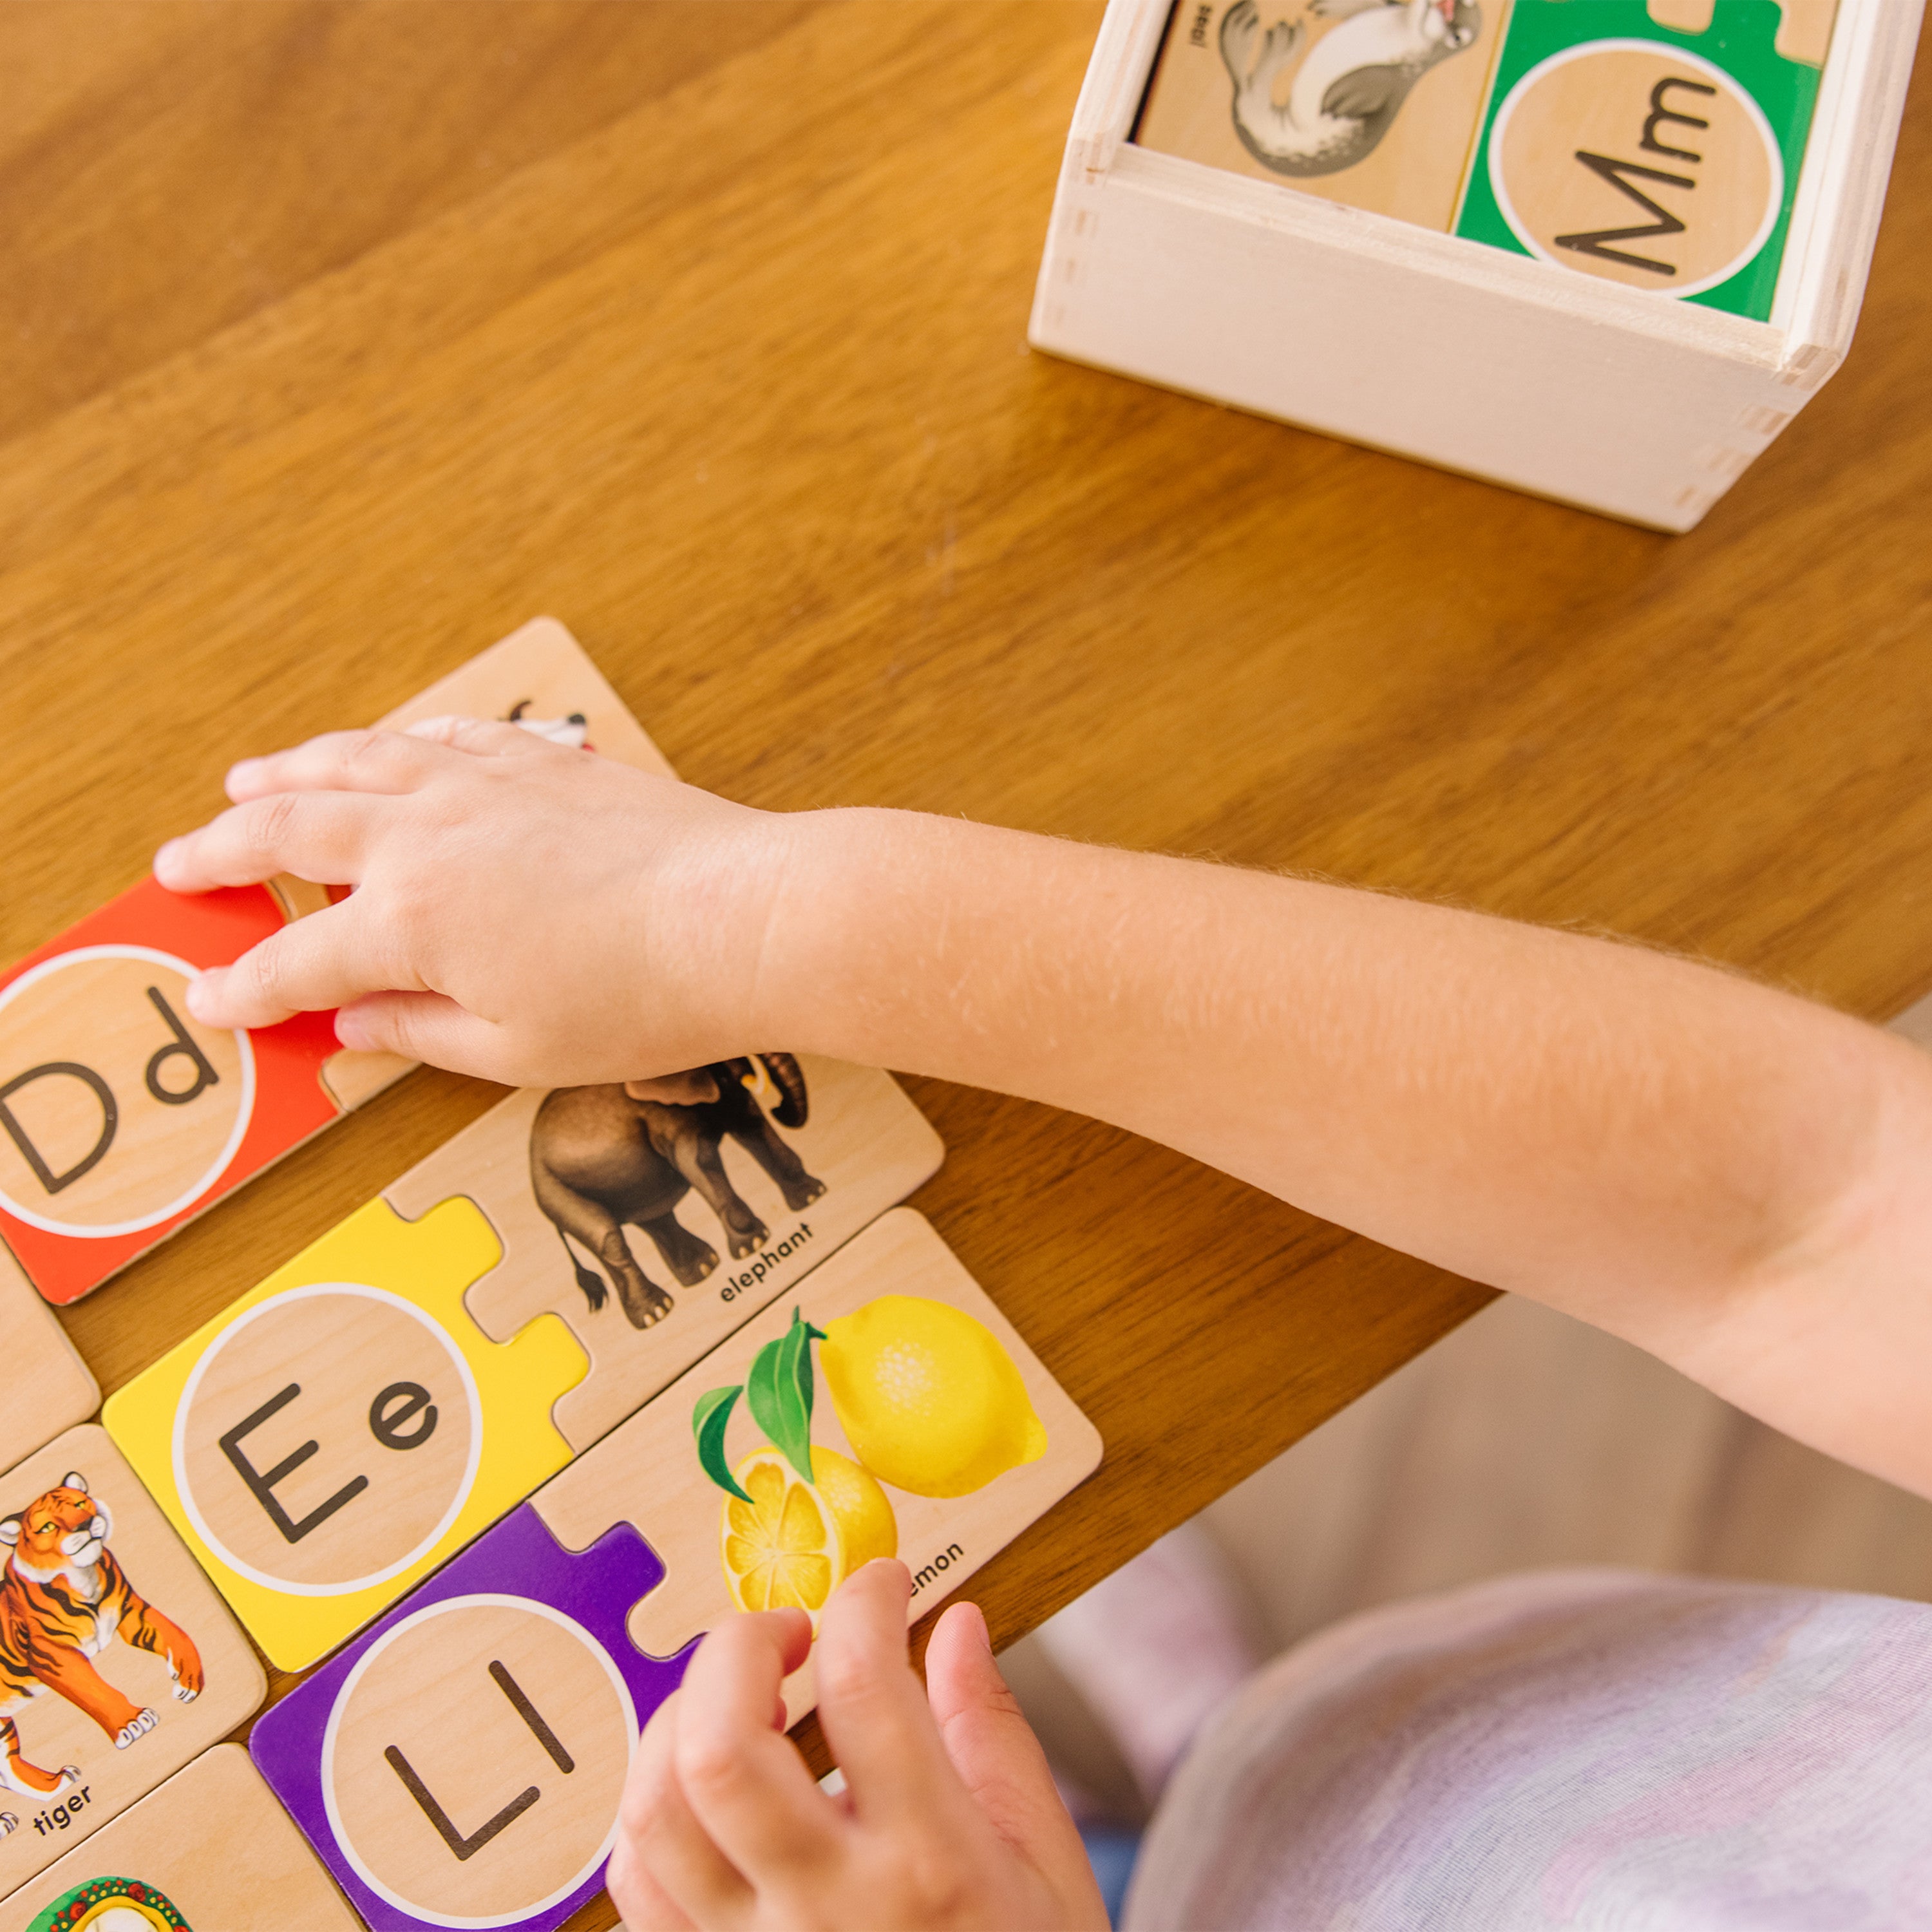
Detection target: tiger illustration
<box><xmin>0</xmin><ymin>1475</ymin><xmax>203</xmax><ymax>1837</ymax></box>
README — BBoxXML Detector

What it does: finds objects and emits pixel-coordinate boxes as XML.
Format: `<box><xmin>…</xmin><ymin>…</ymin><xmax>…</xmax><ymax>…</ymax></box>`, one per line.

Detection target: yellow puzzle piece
<box><xmin>104</xmin><ymin>1195</ymin><xmax>587</xmax><ymax>1671</ymax></box>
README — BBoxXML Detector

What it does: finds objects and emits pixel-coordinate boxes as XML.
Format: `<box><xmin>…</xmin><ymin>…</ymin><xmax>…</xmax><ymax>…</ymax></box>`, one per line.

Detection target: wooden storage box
<box><xmin>1029</xmin><ymin>0</ymin><xmax>1924</xmax><ymax>529</ymax></box>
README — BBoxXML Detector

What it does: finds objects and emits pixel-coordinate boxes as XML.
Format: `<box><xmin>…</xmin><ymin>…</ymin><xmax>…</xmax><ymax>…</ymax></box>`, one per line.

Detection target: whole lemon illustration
<box><xmin>820</xmin><ymin>1296</ymin><xmax>1048</xmax><ymax>1497</ymax></box>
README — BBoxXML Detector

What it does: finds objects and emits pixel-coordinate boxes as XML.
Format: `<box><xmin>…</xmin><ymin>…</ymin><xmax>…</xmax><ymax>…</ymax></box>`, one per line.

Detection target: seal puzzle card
<box><xmin>0</xmin><ymin>1428</ymin><xmax>263</xmax><ymax>1896</ymax></box>
<box><xmin>250</xmin><ymin>1208</ymin><xmax>1101</xmax><ymax>1932</ymax></box>
<box><xmin>1134</xmin><ymin>0</ymin><xmax>1840</xmax><ymax>317</ymax></box>
<box><xmin>0</xmin><ymin>1745</ymin><xmax>360</xmax><ymax>1931</ymax></box>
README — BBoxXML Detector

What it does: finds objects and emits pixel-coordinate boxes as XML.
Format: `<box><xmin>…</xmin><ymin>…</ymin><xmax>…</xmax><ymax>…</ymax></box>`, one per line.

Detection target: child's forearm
<box><xmin>761</xmin><ymin>810</ymin><xmax>1932</xmax><ymax>1490</ymax></box>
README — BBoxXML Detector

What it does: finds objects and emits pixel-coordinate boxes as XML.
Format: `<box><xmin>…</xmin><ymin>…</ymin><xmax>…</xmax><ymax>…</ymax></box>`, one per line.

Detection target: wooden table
<box><xmin>5</xmin><ymin>5</ymin><xmax>1928</xmax><ymax>1924</ymax></box>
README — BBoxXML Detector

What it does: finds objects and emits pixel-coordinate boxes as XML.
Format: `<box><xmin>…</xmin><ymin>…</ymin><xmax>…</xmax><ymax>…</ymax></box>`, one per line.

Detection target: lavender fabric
<box><xmin>1124</xmin><ymin>1569</ymin><xmax>1932</xmax><ymax>1931</ymax></box>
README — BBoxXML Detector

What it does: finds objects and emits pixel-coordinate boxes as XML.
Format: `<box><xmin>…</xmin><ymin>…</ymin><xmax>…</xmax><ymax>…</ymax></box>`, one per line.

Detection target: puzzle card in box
<box><xmin>1135</xmin><ymin>0</ymin><xmax>1840</xmax><ymax>321</ymax></box>
<box><xmin>0</xmin><ymin>614</ymin><xmax>668</xmax><ymax>1307</ymax></box>
<box><xmin>0</xmin><ymin>1745</ymin><xmax>360</xmax><ymax>1931</ymax></box>
<box><xmin>250</xmin><ymin>1209</ymin><xmax>1101</xmax><ymax>1932</ymax></box>
<box><xmin>0</xmin><ymin>1428</ymin><xmax>263</xmax><ymax>1896</ymax></box>
<box><xmin>103</xmin><ymin>1056</ymin><xmax>942</xmax><ymax>1671</ymax></box>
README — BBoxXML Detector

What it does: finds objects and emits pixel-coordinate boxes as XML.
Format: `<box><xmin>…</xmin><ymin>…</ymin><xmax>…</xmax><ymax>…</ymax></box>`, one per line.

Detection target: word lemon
<box><xmin>821</xmin><ymin>1296</ymin><xmax>1048</xmax><ymax>1498</ymax></box>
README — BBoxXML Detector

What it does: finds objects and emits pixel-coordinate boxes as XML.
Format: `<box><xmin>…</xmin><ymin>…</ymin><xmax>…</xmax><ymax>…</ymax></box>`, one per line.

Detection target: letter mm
<box><xmin>1485</xmin><ymin>41</ymin><xmax>1787</xmax><ymax>303</ymax></box>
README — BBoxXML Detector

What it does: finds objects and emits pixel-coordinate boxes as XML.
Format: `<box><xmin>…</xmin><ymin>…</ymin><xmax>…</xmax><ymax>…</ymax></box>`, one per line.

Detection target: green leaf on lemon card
<box><xmin>746</xmin><ymin>1308</ymin><xmax>828</xmax><ymax>1485</ymax></box>
<box><xmin>694</xmin><ymin>1385</ymin><xmax>752</xmax><ymax>1501</ymax></box>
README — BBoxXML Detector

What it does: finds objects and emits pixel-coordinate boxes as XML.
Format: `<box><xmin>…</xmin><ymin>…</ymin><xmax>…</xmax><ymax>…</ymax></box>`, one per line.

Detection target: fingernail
<box><xmin>185</xmin><ymin>969</ymin><xmax>225</xmax><ymax>1021</ymax></box>
<box><xmin>153</xmin><ymin>838</ymin><xmax>182</xmax><ymax>882</ymax></box>
<box><xmin>334</xmin><ymin>1006</ymin><xmax>372</xmax><ymax>1051</ymax></box>
<box><xmin>226</xmin><ymin>756</ymin><xmax>263</xmax><ymax>789</ymax></box>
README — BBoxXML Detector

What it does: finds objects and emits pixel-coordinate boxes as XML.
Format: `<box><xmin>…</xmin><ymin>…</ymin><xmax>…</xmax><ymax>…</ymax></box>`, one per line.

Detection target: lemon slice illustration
<box><xmin>721</xmin><ymin>1446</ymin><xmax>896</xmax><ymax>1618</ymax></box>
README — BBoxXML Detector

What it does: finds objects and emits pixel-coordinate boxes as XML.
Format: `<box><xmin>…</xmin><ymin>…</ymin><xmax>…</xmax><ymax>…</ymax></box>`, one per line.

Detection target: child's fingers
<box><xmin>404</xmin><ymin>714</ymin><xmax>554</xmax><ymax>758</ymax></box>
<box><xmin>155</xmin><ymin>791</ymin><xmax>379</xmax><ymax>895</ymax></box>
<box><xmin>223</xmin><ymin>729</ymin><xmax>444</xmax><ymax>804</ymax></box>
<box><xmin>670</xmin><ymin>1610</ymin><xmax>837</xmax><ymax>1890</ymax></box>
<box><xmin>613</xmin><ymin>1696</ymin><xmax>755</xmax><ymax>1929</ymax></box>
<box><xmin>332</xmin><ymin>991</ymin><xmax>511</xmax><ymax>1079</ymax></box>
<box><xmin>924</xmin><ymin>1601</ymin><xmax>1101</xmax><ymax>1905</ymax></box>
<box><xmin>184</xmin><ymin>904</ymin><xmax>395</xmax><ymax>1030</ymax></box>
<box><xmin>814</xmin><ymin>1561</ymin><xmax>963</xmax><ymax>1833</ymax></box>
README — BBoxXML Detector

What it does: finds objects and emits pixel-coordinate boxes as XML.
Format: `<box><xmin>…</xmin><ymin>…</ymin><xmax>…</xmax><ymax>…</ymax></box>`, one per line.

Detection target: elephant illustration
<box><xmin>528</xmin><ymin>1053</ymin><xmax>826</xmax><ymax>1329</ymax></box>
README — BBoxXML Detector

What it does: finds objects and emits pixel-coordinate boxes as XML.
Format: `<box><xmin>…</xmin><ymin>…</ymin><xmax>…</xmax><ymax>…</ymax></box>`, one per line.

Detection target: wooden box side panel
<box><xmin>1032</xmin><ymin>157</ymin><xmax>1797</xmax><ymax>528</ymax></box>
<box><xmin>1773</xmin><ymin>0</ymin><xmax>1927</xmax><ymax>357</ymax></box>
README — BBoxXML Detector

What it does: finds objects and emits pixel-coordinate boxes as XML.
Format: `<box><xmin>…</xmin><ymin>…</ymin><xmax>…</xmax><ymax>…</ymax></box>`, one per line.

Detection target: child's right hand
<box><xmin>606</xmin><ymin>1560</ymin><xmax>1108</xmax><ymax>1932</ymax></box>
<box><xmin>155</xmin><ymin>718</ymin><xmax>793</xmax><ymax>1088</ymax></box>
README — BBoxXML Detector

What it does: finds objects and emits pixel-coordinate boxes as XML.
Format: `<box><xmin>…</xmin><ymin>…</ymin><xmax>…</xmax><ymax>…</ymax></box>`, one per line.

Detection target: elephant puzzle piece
<box><xmin>0</xmin><ymin>1744</ymin><xmax>361</xmax><ymax>1931</ymax></box>
<box><xmin>251</xmin><ymin>1208</ymin><xmax>1103</xmax><ymax>1932</ymax></box>
<box><xmin>0</xmin><ymin>1250</ymin><xmax>96</xmax><ymax>1475</ymax></box>
<box><xmin>0</xmin><ymin>1428</ymin><xmax>263</xmax><ymax>1898</ymax></box>
<box><xmin>101</xmin><ymin>1198</ymin><xmax>587</xmax><ymax>1674</ymax></box>
<box><xmin>0</xmin><ymin>612</ymin><xmax>671</xmax><ymax>1309</ymax></box>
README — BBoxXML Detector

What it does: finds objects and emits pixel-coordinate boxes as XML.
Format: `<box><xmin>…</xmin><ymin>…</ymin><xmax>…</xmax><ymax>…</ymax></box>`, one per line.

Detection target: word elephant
<box><xmin>529</xmin><ymin>1054</ymin><xmax>827</xmax><ymax>1329</ymax></box>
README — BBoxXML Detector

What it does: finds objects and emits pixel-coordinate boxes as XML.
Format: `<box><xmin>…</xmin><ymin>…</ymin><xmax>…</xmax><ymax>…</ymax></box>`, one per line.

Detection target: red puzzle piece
<box><xmin>0</xmin><ymin>876</ymin><xmax>346</xmax><ymax>1304</ymax></box>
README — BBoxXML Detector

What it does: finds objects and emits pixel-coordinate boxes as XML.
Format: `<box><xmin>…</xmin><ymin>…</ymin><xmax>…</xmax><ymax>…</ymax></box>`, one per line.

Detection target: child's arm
<box><xmin>158</xmin><ymin>719</ymin><xmax>1932</xmax><ymax>1498</ymax></box>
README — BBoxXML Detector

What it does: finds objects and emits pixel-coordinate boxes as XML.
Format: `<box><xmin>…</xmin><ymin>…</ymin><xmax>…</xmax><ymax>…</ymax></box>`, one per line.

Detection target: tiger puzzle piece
<box><xmin>0</xmin><ymin>1744</ymin><xmax>361</xmax><ymax>1931</ymax></box>
<box><xmin>102</xmin><ymin>1197</ymin><xmax>587</xmax><ymax>1674</ymax></box>
<box><xmin>0</xmin><ymin>613</ymin><xmax>670</xmax><ymax>1309</ymax></box>
<box><xmin>0</xmin><ymin>1251</ymin><xmax>96</xmax><ymax>1473</ymax></box>
<box><xmin>250</xmin><ymin>1209</ymin><xmax>1103</xmax><ymax>1932</ymax></box>
<box><xmin>0</xmin><ymin>1429</ymin><xmax>263</xmax><ymax>1897</ymax></box>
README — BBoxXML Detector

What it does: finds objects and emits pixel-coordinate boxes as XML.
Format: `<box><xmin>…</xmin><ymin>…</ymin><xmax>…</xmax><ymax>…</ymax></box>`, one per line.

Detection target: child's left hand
<box><xmin>607</xmin><ymin>1559</ymin><xmax>1108</xmax><ymax>1931</ymax></box>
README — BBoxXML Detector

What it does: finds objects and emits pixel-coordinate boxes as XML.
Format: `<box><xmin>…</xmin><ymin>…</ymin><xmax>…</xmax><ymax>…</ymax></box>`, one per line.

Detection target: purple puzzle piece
<box><xmin>252</xmin><ymin>1502</ymin><xmax>696</xmax><ymax>1931</ymax></box>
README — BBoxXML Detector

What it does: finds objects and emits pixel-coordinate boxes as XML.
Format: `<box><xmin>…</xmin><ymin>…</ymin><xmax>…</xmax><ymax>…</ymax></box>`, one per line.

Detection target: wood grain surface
<box><xmin>2</xmin><ymin>5</ymin><xmax>1927</xmax><ymax>1926</ymax></box>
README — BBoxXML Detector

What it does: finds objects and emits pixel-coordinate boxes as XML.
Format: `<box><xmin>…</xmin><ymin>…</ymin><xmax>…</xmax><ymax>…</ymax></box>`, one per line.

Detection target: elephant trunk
<box><xmin>758</xmin><ymin>1052</ymin><xmax>810</xmax><ymax>1128</ymax></box>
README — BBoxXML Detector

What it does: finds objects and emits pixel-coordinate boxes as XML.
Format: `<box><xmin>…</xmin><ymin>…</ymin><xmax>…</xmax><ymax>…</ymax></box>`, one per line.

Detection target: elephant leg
<box><xmin>667</xmin><ymin>1134</ymin><xmax>768</xmax><ymax>1260</ymax></box>
<box><xmin>531</xmin><ymin>1170</ymin><xmax>672</xmax><ymax>1329</ymax></box>
<box><xmin>637</xmin><ymin>1212</ymin><xmax>719</xmax><ymax>1287</ymax></box>
<box><xmin>733</xmin><ymin>1119</ymin><xmax>827</xmax><ymax>1212</ymax></box>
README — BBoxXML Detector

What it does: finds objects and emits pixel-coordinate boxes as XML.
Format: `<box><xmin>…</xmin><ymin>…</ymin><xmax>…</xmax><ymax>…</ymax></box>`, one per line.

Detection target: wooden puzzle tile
<box><xmin>251</xmin><ymin>1506</ymin><xmax>678</xmax><ymax>1932</ymax></box>
<box><xmin>101</xmin><ymin>1199</ymin><xmax>589</xmax><ymax>1673</ymax></box>
<box><xmin>0</xmin><ymin>615</ymin><xmax>668</xmax><ymax>1308</ymax></box>
<box><xmin>0</xmin><ymin>1744</ymin><xmax>360</xmax><ymax>1931</ymax></box>
<box><xmin>249</xmin><ymin>1209</ymin><xmax>1102</xmax><ymax>1932</ymax></box>
<box><xmin>385</xmin><ymin>1056</ymin><xmax>945</xmax><ymax>1451</ymax></box>
<box><xmin>0</xmin><ymin>1428</ymin><xmax>264</xmax><ymax>1897</ymax></box>
<box><xmin>0</xmin><ymin>1251</ymin><xmax>96</xmax><ymax>1475</ymax></box>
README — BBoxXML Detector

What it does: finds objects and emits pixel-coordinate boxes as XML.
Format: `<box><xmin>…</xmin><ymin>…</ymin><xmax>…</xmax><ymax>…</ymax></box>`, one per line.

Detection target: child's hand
<box><xmin>153</xmin><ymin>719</ymin><xmax>791</xmax><ymax>1088</ymax></box>
<box><xmin>607</xmin><ymin>1560</ymin><xmax>1108</xmax><ymax>1931</ymax></box>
